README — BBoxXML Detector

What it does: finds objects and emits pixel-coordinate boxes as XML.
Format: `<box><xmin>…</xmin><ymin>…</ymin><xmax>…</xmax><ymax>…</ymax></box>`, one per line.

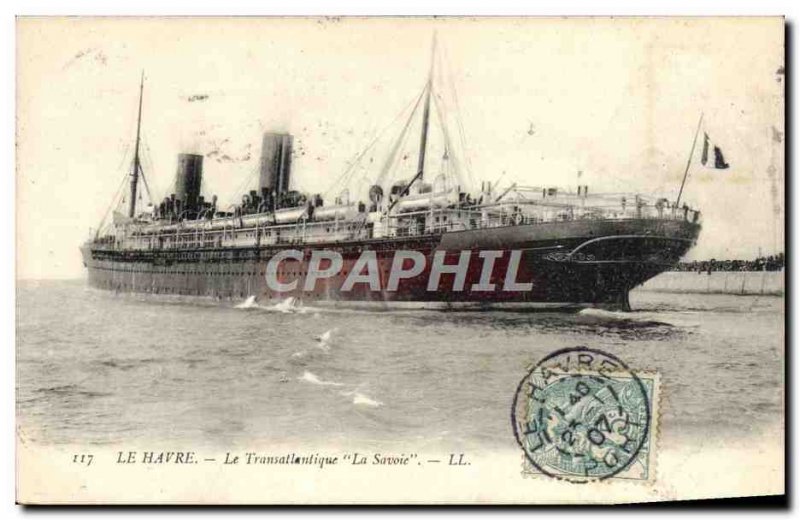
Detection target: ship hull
<box><xmin>81</xmin><ymin>219</ymin><xmax>700</xmax><ymax>311</ymax></box>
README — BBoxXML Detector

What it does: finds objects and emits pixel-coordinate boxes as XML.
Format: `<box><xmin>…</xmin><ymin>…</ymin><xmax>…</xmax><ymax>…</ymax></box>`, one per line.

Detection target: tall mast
<box><xmin>128</xmin><ymin>71</ymin><xmax>144</xmax><ymax>218</ymax></box>
<box><xmin>676</xmin><ymin>113</ymin><xmax>703</xmax><ymax>207</ymax></box>
<box><xmin>387</xmin><ymin>35</ymin><xmax>438</xmax><ymax>211</ymax></box>
<box><xmin>415</xmin><ymin>35</ymin><xmax>436</xmax><ymax>183</ymax></box>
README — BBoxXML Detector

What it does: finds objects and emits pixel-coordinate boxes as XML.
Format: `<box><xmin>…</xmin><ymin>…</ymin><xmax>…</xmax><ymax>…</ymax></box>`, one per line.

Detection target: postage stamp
<box><xmin>512</xmin><ymin>347</ymin><xmax>661</xmax><ymax>483</ymax></box>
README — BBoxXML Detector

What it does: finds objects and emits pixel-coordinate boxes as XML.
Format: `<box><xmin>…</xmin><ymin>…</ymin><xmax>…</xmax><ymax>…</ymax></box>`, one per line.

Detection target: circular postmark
<box><xmin>511</xmin><ymin>347</ymin><xmax>651</xmax><ymax>483</ymax></box>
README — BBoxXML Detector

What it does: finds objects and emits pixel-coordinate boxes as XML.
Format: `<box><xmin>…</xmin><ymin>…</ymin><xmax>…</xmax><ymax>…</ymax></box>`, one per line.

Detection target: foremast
<box><xmin>128</xmin><ymin>72</ymin><xmax>145</xmax><ymax>218</ymax></box>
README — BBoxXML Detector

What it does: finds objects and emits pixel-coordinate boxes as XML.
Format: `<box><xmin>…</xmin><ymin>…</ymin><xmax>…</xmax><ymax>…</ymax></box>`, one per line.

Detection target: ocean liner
<box><xmin>81</xmin><ymin>44</ymin><xmax>702</xmax><ymax>311</ymax></box>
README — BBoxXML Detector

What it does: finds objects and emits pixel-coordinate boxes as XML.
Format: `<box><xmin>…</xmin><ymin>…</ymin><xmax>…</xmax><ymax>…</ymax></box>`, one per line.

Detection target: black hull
<box><xmin>81</xmin><ymin>219</ymin><xmax>700</xmax><ymax>311</ymax></box>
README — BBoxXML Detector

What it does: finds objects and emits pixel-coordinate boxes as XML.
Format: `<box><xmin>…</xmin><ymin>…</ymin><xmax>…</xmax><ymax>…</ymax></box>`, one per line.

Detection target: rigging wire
<box><xmin>137</xmin><ymin>161</ymin><xmax>154</xmax><ymax>206</ymax></box>
<box><xmin>432</xmin><ymin>91</ymin><xmax>466</xmax><ymax>189</ymax></box>
<box><xmin>95</xmin><ymin>93</ymin><xmax>143</xmax><ymax>236</ymax></box>
<box><xmin>377</xmin><ymin>100</ymin><xmax>419</xmax><ymax>193</ymax></box>
<box><xmin>440</xmin><ymin>42</ymin><xmax>476</xmax><ymax>190</ymax></box>
<box><xmin>94</xmin><ymin>172</ymin><xmax>129</xmax><ymax>237</ymax></box>
<box><xmin>112</xmin><ymin>91</ymin><xmax>141</xmax><ymax>174</ymax></box>
<box><xmin>223</xmin><ymin>161</ymin><xmax>262</xmax><ymax>208</ymax></box>
<box><xmin>352</xmin><ymin>92</ymin><xmax>416</xmax><ymax>191</ymax></box>
<box><xmin>98</xmin><ymin>44</ymin><xmax>476</xmax><ymax>223</ymax></box>
<box><xmin>137</xmin><ymin>132</ymin><xmax>156</xmax><ymax>204</ymax></box>
<box><xmin>213</xmin><ymin>81</ymin><xmax>425</xmax><ymax>209</ymax></box>
<box><xmin>371</xmin><ymin>84</ymin><xmax>427</xmax><ymax>191</ymax></box>
<box><xmin>322</xmin><ymin>84</ymin><xmax>427</xmax><ymax>198</ymax></box>
<box><xmin>114</xmin><ymin>141</ymin><xmax>132</xmax><ymax>175</ymax></box>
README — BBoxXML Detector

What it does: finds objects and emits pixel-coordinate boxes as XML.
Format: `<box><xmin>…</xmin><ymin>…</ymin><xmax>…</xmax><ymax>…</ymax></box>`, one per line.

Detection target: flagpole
<box><xmin>676</xmin><ymin>113</ymin><xmax>704</xmax><ymax>207</ymax></box>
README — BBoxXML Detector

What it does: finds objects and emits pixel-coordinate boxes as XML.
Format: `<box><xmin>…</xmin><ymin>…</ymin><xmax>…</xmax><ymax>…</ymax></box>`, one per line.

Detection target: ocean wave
<box><xmin>351</xmin><ymin>392</ymin><xmax>383</xmax><ymax>407</ymax></box>
<box><xmin>579</xmin><ymin>308</ymin><xmax>640</xmax><ymax>320</ymax></box>
<box><xmin>234</xmin><ymin>296</ymin><xmax>324</xmax><ymax>315</ymax></box>
<box><xmin>573</xmin><ymin>308</ymin><xmax>695</xmax><ymax>340</ymax></box>
<box><xmin>314</xmin><ymin>328</ymin><xmax>337</xmax><ymax>352</ymax></box>
<box><xmin>578</xmin><ymin>307</ymin><xmax>680</xmax><ymax>326</ymax></box>
<box><xmin>234</xmin><ymin>295</ymin><xmax>258</xmax><ymax>309</ymax></box>
<box><xmin>267</xmin><ymin>297</ymin><xmax>300</xmax><ymax>313</ymax></box>
<box><xmin>266</xmin><ymin>297</ymin><xmax>321</xmax><ymax>314</ymax></box>
<box><xmin>340</xmin><ymin>388</ymin><xmax>384</xmax><ymax>408</ymax></box>
<box><xmin>315</xmin><ymin>328</ymin><xmax>336</xmax><ymax>343</ymax></box>
<box><xmin>298</xmin><ymin>370</ymin><xmax>344</xmax><ymax>386</ymax></box>
<box><xmin>35</xmin><ymin>384</ymin><xmax>79</xmax><ymax>394</ymax></box>
<box><xmin>97</xmin><ymin>358</ymin><xmax>160</xmax><ymax>370</ymax></box>
<box><xmin>98</xmin><ymin>359</ymin><xmax>137</xmax><ymax>370</ymax></box>
<box><xmin>35</xmin><ymin>384</ymin><xmax>112</xmax><ymax>399</ymax></box>
<box><xmin>298</xmin><ymin>372</ymin><xmax>383</xmax><ymax>407</ymax></box>
<box><xmin>289</xmin><ymin>348</ymin><xmax>329</xmax><ymax>365</ymax></box>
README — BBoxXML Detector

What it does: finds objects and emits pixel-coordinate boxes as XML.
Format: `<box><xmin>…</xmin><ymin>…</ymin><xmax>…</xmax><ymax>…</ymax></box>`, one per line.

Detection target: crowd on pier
<box><xmin>672</xmin><ymin>253</ymin><xmax>785</xmax><ymax>273</ymax></box>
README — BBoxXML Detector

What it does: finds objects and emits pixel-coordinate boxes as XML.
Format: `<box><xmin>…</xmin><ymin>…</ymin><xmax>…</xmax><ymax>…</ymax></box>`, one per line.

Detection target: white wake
<box><xmin>234</xmin><ymin>295</ymin><xmax>258</xmax><ymax>309</ymax></box>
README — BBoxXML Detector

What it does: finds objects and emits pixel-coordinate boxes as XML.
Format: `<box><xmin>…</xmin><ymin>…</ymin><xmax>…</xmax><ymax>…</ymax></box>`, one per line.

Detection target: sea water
<box><xmin>16</xmin><ymin>279</ymin><xmax>784</xmax><ymax>454</ymax></box>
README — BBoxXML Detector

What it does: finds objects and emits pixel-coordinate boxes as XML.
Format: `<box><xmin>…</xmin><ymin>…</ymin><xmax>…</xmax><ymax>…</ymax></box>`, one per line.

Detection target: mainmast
<box><xmin>415</xmin><ymin>35</ymin><xmax>436</xmax><ymax>183</ymax></box>
<box><xmin>389</xmin><ymin>35</ymin><xmax>437</xmax><ymax>211</ymax></box>
<box><xmin>128</xmin><ymin>72</ymin><xmax>145</xmax><ymax>218</ymax></box>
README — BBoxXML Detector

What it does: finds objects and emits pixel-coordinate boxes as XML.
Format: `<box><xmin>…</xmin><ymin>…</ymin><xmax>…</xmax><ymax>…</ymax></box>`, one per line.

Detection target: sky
<box><xmin>16</xmin><ymin>17</ymin><xmax>784</xmax><ymax>280</ymax></box>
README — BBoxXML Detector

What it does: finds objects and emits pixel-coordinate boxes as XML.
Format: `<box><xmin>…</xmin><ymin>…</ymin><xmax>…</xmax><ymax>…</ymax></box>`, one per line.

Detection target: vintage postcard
<box><xmin>15</xmin><ymin>16</ymin><xmax>785</xmax><ymax>504</ymax></box>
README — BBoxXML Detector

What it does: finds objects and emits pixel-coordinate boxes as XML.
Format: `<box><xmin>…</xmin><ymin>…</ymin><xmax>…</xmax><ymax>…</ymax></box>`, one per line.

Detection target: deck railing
<box><xmin>97</xmin><ymin>193</ymin><xmax>699</xmax><ymax>252</ymax></box>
